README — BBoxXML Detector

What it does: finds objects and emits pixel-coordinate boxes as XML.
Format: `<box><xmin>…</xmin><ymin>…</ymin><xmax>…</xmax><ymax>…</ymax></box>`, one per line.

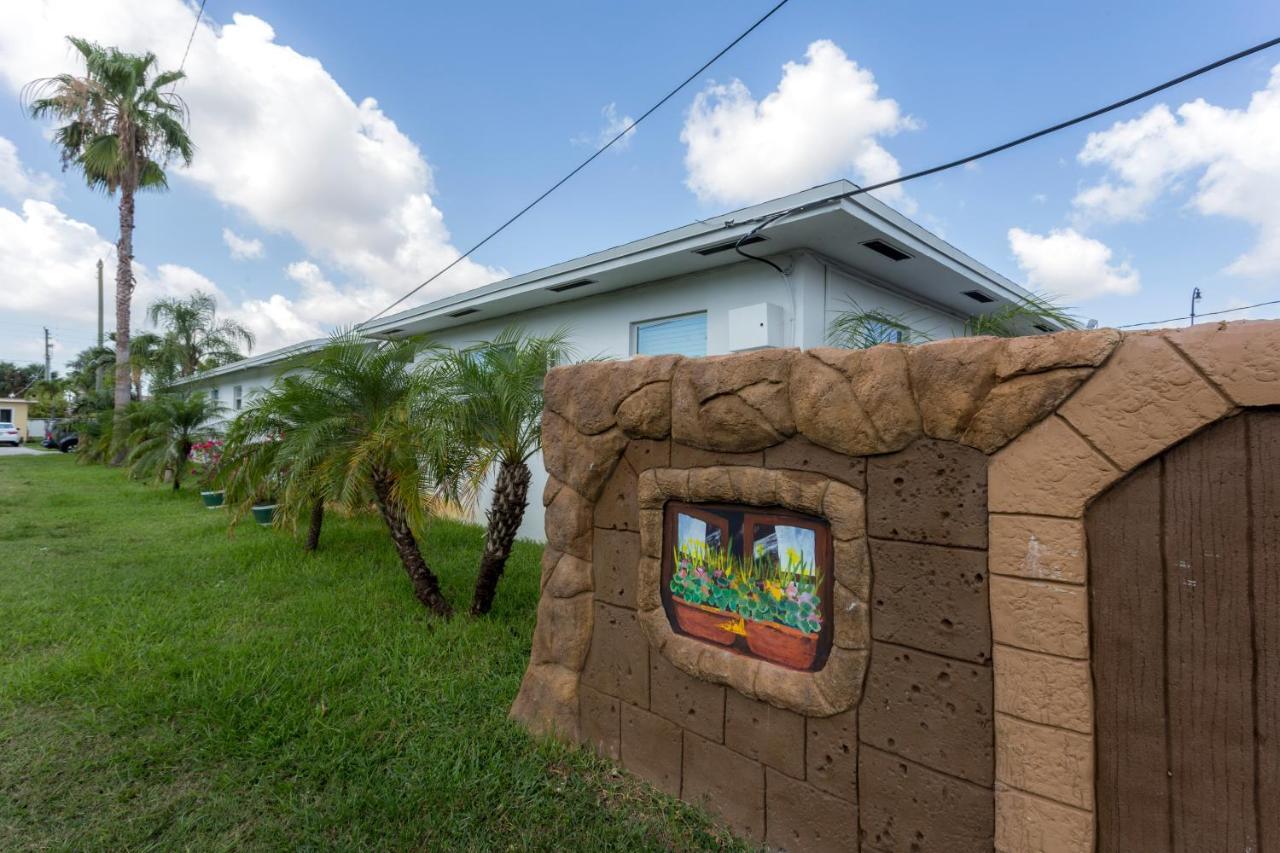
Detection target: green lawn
<box><xmin>0</xmin><ymin>456</ymin><xmax>743</xmax><ymax>851</ymax></box>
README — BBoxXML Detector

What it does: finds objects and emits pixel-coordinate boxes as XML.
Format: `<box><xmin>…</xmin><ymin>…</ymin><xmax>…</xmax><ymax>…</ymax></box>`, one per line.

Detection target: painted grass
<box><xmin>0</xmin><ymin>456</ymin><xmax>746</xmax><ymax>851</ymax></box>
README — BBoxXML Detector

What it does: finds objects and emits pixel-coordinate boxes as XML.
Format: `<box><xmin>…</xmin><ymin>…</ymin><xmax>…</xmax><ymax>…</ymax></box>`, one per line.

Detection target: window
<box><xmin>0</xmin><ymin>408</ymin><xmax>11</xmax><ymax>422</ymax></box>
<box><xmin>211</xmin><ymin>388</ymin><xmax>220</xmax><ymax>405</ymax></box>
<box><xmin>634</xmin><ymin>312</ymin><xmax>707</xmax><ymax>358</ymax></box>
<box><xmin>233</xmin><ymin>385</ymin><xmax>242</xmax><ymax>411</ymax></box>
<box><xmin>662</xmin><ymin>501</ymin><xmax>832</xmax><ymax>671</ymax></box>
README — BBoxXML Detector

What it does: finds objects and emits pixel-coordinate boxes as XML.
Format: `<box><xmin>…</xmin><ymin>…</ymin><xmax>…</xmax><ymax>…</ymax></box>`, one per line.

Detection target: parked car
<box><xmin>42</xmin><ymin>421</ymin><xmax>77</xmax><ymax>452</ymax></box>
<box><xmin>0</xmin><ymin>422</ymin><xmax>20</xmax><ymax>446</ymax></box>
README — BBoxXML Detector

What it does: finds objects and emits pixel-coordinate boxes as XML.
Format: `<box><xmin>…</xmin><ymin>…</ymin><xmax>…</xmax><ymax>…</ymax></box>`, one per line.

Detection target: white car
<box><xmin>0</xmin><ymin>422</ymin><xmax>22</xmax><ymax>446</ymax></box>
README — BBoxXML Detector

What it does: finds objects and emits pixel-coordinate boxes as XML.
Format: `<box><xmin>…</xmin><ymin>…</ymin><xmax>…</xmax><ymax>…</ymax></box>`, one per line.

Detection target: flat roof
<box><xmin>166</xmin><ymin>337</ymin><xmax>328</xmax><ymax>388</ymax></box>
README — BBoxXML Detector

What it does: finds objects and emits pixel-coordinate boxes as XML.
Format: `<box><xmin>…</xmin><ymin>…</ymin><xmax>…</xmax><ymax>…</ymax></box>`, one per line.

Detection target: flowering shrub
<box><xmin>188</xmin><ymin>439</ymin><xmax>224</xmax><ymax>488</ymax></box>
<box><xmin>670</xmin><ymin>538</ymin><xmax>823</xmax><ymax>634</ymax></box>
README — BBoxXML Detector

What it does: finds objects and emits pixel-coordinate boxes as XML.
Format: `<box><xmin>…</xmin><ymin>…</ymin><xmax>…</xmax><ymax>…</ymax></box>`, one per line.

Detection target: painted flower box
<box><xmin>663</xmin><ymin>502</ymin><xmax>832</xmax><ymax>672</ymax></box>
<box><xmin>671</xmin><ymin>598</ymin><xmax>739</xmax><ymax>646</ymax></box>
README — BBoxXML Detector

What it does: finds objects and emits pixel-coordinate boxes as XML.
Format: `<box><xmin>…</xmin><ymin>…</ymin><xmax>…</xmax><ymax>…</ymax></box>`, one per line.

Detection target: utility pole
<box><xmin>43</xmin><ymin>327</ymin><xmax>51</xmax><ymax>381</ymax></box>
<box><xmin>96</xmin><ymin>258</ymin><xmax>104</xmax><ymax>392</ymax></box>
<box><xmin>1190</xmin><ymin>287</ymin><xmax>1203</xmax><ymax>326</ymax></box>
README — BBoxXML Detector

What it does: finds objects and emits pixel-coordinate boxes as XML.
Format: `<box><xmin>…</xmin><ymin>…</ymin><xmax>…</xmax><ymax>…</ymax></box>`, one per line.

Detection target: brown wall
<box><xmin>514</xmin><ymin>320</ymin><xmax>1280</xmax><ymax>853</ymax></box>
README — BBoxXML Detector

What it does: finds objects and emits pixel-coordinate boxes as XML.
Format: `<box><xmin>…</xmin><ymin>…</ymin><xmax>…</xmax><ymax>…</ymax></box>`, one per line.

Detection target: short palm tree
<box><xmin>962</xmin><ymin>292</ymin><xmax>1080</xmax><ymax>337</ymax></box>
<box><xmin>25</xmin><ymin>37</ymin><xmax>194</xmax><ymax>455</ymax></box>
<box><xmin>126</xmin><ymin>392</ymin><xmax>223</xmax><ymax>490</ymax></box>
<box><xmin>148</xmin><ymin>291</ymin><xmax>255</xmax><ymax>378</ymax></box>
<box><xmin>827</xmin><ymin>300</ymin><xmax>932</xmax><ymax>349</ymax></box>
<box><xmin>434</xmin><ymin>327</ymin><xmax>575</xmax><ymax>616</ymax></box>
<box><xmin>221</xmin><ymin>331</ymin><xmax>455</xmax><ymax>615</ymax></box>
<box><xmin>828</xmin><ymin>292</ymin><xmax>1079</xmax><ymax>348</ymax></box>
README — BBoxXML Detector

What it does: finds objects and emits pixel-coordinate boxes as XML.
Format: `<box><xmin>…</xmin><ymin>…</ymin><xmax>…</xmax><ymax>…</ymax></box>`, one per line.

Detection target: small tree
<box><xmin>434</xmin><ymin>327</ymin><xmax>575</xmax><ymax>616</ymax></box>
<box><xmin>827</xmin><ymin>292</ymin><xmax>1078</xmax><ymax>348</ymax></box>
<box><xmin>126</xmin><ymin>392</ymin><xmax>222</xmax><ymax>490</ymax></box>
<box><xmin>221</xmin><ymin>332</ymin><xmax>455</xmax><ymax>615</ymax></box>
<box><xmin>148</xmin><ymin>291</ymin><xmax>255</xmax><ymax>379</ymax></box>
<box><xmin>25</xmin><ymin>38</ymin><xmax>194</xmax><ymax>459</ymax></box>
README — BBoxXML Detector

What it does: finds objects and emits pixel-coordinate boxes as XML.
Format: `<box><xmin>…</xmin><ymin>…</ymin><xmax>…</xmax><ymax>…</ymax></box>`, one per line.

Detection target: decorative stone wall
<box><xmin>511</xmin><ymin>319</ymin><xmax>1280</xmax><ymax>852</ymax></box>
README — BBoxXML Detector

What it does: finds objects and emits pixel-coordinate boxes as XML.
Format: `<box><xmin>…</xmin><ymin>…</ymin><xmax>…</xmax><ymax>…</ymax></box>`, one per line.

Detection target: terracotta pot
<box><xmin>671</xmin><ymin>598</ymin><xmax>738</xmax><ymax>646</ymax></box>
<box><xmin>744</xmin><ymin>620</ymin><xmax>819</xmax><ymax>670</ymax></box>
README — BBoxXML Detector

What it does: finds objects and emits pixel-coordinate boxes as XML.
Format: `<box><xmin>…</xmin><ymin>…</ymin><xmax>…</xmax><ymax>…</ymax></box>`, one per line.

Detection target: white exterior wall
<box><xmin>819</xmin><ymin>257</ymin><xmax>966</xmax><ymax>343</ymax></box>
<box><xmin>194</xmin><ymin>364</ymin><xmax>288</xmax><ymax>428</ymax></box>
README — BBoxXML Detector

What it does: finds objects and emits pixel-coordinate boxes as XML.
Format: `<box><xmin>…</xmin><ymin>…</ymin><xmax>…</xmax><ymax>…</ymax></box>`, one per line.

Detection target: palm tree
<box><xmin>221</xmin><ymin>331</ymin><xmax>455</xmax><ymax>615</ymax></box>
<box><xmin>434</xmin><ymin>327</ymin><xmax>575</xmax><ymax>616</ymax></box>
<box><xmin>148</xmin><ymin>291</ymin><xmax>254</xmax><ymax>378</ymax></box>
<box><xmin>25</xmin><ymin>37</ymin><xmax>194</xmax><ymax>458</ymax></box>
<box><xmin>828</xmin><ymin>292</ymin><xmax>1079</xmax><ymax>348</ymax></box>
<box><xmin>126</xmin><ymin>393</ymin><xmax>223</xmax><ymax>490</ymax></box>
<box><xmin>827</xmin><ymin>300</ymin><xmax>932</xmax><ymax>349</ymax></box>
<box><xmin>962</xmin><ymin>292</ymin><xmax>1080</xmax><ymax>337</ymax></box>
<box><xmin>129</xmin><ymin>331</ymin><xmax>167</xmax><ymax>396</ymax></box>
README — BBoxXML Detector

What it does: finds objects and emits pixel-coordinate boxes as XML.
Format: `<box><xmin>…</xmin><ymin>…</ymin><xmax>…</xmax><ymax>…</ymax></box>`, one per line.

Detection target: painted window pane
<box><xmin>636</xmin><ymin>312</ymin><xmax>707</xmax><ymax>358</ymax></box>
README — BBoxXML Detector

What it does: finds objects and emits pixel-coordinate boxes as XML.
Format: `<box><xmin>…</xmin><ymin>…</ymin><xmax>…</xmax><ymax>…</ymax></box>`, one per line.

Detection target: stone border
<box><xmin>635</xmin><ymin>466</ymin><xmax>870</xmax><ymax>717</ymax></box>
<box><xmin>987</xmin><ymin>321</ymin><xmax>1280</xmax><ymax>851</ymax></box>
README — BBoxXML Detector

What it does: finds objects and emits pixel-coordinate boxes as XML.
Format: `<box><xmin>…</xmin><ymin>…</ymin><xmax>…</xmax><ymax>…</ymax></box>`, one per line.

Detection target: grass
<box><xmin>0</xmin><ymin>456</ymin><xmax>747</xmax><ymax>851</ymax></box>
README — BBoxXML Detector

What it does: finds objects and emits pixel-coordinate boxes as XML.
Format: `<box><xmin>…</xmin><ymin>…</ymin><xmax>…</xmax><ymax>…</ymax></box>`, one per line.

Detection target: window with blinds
<box><xmin>634</xmin><ymin>312</ymin><xmax>707</xmax><ymax>358</ymax></box>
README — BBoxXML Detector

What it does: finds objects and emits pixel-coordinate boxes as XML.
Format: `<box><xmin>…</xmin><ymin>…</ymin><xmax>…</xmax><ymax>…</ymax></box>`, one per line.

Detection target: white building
<box><xmin>172</xmin><ymin>181</ymin><xmax>1048</xmax><ymax>540</ymax></box>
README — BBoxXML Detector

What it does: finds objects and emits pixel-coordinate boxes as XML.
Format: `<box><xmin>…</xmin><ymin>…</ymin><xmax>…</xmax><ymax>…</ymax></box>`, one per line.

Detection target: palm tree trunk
<box><xmin>371</xmin><ymin>470</ymin><xmax>452</xmax><ymax>616</ymax></box>
<box><xmin>173</xmin><ymin>438</ymin><xmax>191</xmax><ymax>491</ymax></box>
<box><xmin>110</xmin><ymin>182</ymin><xmax>136</xmax><ymax>465</ymax></box>
<box><xmin>303</xmin><ymin>499</ymin><xmax>324</xmax><ymax>552</ymax></box>
<box><xmin>470</xmin><ymin>460</ymin><xmax>532</xmax><ymax>616</ymax></box>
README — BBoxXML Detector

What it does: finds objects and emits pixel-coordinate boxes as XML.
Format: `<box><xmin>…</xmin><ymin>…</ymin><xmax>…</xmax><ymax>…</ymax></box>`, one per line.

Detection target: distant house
<box><xmin>171</xmin><ymin>180</ymin><xmax>1052</xmax><ymax>539</ymax></box>
<box><xmin>0</xmin><ymin>397</ymin><xmax>35</xmax><ymax>441</ymax></box>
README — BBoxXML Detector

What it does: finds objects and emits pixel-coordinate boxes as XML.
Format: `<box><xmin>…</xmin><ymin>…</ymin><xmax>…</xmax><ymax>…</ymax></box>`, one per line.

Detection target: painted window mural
<box><xmin>662</xmin><ymin>502</ymin><xmax>833</xmax><ymax>671</ymax></box>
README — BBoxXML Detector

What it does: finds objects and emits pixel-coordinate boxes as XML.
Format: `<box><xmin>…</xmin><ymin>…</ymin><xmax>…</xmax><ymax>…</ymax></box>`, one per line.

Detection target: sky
<box><xmin>1</xmin><ymin>0</ymin><xmax>1278</xmax><ymax>371</ymax></box>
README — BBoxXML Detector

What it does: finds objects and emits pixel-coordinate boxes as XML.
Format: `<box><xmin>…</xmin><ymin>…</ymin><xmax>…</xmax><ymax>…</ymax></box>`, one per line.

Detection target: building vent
<box><xmin>383</xmin><ymin>328</ymin><xmax>403</xmax><ymax>335</ymax></box>
<box><xmin>1033</xmin><ymin>323</ymin><xmax>1054</xmax><ymax>333</ymax></box>
<box><xmin>694</xmin><ymin>235</ymin><xmax>767</xmax><ymax>256</ymax></box>
<box><xmin>861</xmin><ymin>239</ymin><xmax>911</xmax><ymax>261</ymax></box>
<box><xmin>548</xmin><ymin>278</ymin><xmax>597</xmax><ymax>293</ymax></box>
<box><xmin>447</xmin><ymin>307</ymin><xmax>479</xmax><ymax>318</ymax></box>
<box><xmin>962</xmin><ymin>289</ymin><xmax>996</xmax><ymax>304</ymax></box>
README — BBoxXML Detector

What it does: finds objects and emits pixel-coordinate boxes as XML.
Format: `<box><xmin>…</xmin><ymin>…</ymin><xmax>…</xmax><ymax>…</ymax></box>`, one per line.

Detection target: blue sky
<box><xmin>1</xmin><ymin>0</ymin><xmax>1278</xmax><ymax>368</ymax></box>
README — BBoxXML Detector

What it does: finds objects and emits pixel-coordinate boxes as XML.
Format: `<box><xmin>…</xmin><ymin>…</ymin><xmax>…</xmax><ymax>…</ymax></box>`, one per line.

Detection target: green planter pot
<box><xmin>200</xmin><ymin>490</ymin><xmax>225</xmax><ymax>509</ymax></box>
<box><xmin>251</xmin><ymin>504</ymin><xmax>278</xmax><ymax>526</ymax></box>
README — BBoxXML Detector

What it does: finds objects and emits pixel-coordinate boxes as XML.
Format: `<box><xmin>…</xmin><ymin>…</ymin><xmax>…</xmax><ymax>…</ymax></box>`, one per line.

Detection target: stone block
<box><xmin>616</xmin><ymin>381</ymin><xmax>672</xmax><ymax>439</ymax></box>
<box><xmin>822</xmin><ymin>481</ymin><xmax>866</xmax><ymax>542</ymax></box>
<box><xmin>579</xmin><ymin>684</ymin><xmax>621</xmax><ymax>760</ymax></box>
<box><xmin>765</xmin><ymin>434</ymin><xmax>867</xmax><ymax>488</ymax></box>
<box><xmin>791</xmin><ymin>352</ymin><xmax>888</xmax><ymax>457</ymax></box>
<box><xmin>907</xmin><ymin>336</ymin><xmax>1002</xmax><ymax>442</ymax></box>
<box><xmin>509</xmin><ymin>662</ymin><xmax>581</xmax><ymax>741</ymax></box>
<box><xmin>806</xmin><ymin>708</ymin><xmax>858</xmax><ymax>801</ymax></box>
<box><xmin>961</xmin><ymin>367</ymin><xmax>1094</xmax><ymax>454</ymax></box>
<box><xmin>989</xmin><ymin>576</ymin><xmax>1088</xmax><ymax>659</ymax></box>
<box><xmin>541</xmin><ymin>410</ymin><xmax>627</xmax><ymax>501</ymax></box>
<box><xmin>869</xmin><ymin>539</ymin><xmax>991</xmax><ymax>663</ymax></box>
<box><xmin>672</xmin><ymin>351</ymin><xmax>796</xmax><ymax>452</ymax></box>
<box><xmin>1170</xmin><ymin>319</ymin><xmax>1280</xmax><ymax>407</ymax></box>
<box><xmin>592</xmin><ymin>528</ymin><xmax>639</xmax><ymax>609</ymax></box>
<box><xmin>624</xmin><ymin>438</ymin><xmax>670</xmax><ymax>473</ymax></box>
<box><xmin>544</xmin><ymin>484</ymin><xmax>594</xmax><ymax>560</ymax></box>
<box><xmin>988</xmin><ymin>514</ymin><xmax>1086</xmax><ymax>584</ymax></box>
<box><xmin>988</xmin><ymin>415</ymin><xmax>1120</xmax><ymax>518</ymax></box>
<box><xmin>832</xmin><ymin>582</ymin><xmax>870</xmax><ymax>651</ymax></box>
<box><xmin>995</xmin><ymin>784</ymin><xmax>1095</xmax><ymax>853</ymax></box>
<box><xmin>859</xmin><ymin>642</ymin><xmax>994</xmax><ymax>785</ymax></box>
<box><xmin>995</xmin><ymin>713</ymin><xmax>1093</xmax><ymax>810</ymax></box>
<box><xmin>867</xmin><ymin>438</ymin><xmax>988</xmax><ymax>548</ymax></box>
<box><xmin>765</xmin><ymin>767</ymin><xmax>859</xmax><ymax>853</ymax></box>
<box><xmin>682</xmin><ymin>731</ymin><xmax>766</xmax><ymax>841</ymax></box>
<box><xmin>775</xmin><ymin>469</ymin><xmax>830</xmax><ymax>515</ymax></box>
<box><xmin>544</xmin><ymin>355</ymin><xmax>680</xmax><ymax>436</ymax></box>
<box><xmin>543</xmin><ymin>551</ymin><xmax>592</xmax><ymax>600</ymax></box>
<box><xmin>620</xmin><ymin>702</ymin><xmax>683</xmax><ymax>797</ymax></box>
<box><xmin>833</xmin><ymin>537</ymin><xmax>871</xmax><ymax>599</ymax></box>
<box><xmin>671</xmin><ymin>442</ymin><xmax>764</xmax><ymax>469</ymax></box>
<box><xmin>858</xmin><ymin>745</ymin><xmax>995</xmax><ymax>853</ymax></box>
<box><xmin>1059</xmin><ymin>332</ymin><xmax>1233</xmax><ymax>471</ymax></box>
<box><xmin>995</xmin><ymin>328</ymin><xmax>1120</xmax><ymax>380</ymax></box>
<box><xmin>531</xmin><ymin>590</ymin><xmax>593</xmax><ymax>670</ymax></box>
<box><xmin>581</xmin><ymin>601</ymin><xmax>649</xmax><ymax>707</ymax></box>
<box><xmin>593</xmin><ymin>457</ymin><xmax>638</xmax><ymax>531</ymax></box>
<box><xmin>724</xmin><ymin>690</ymin><xmax>805</xmax><ymax>779</ymax></box>
<box><xmin>993</xmin><ymin>644</ymin><xmax>1092</xmax><ymax>734</ymax></box>
<box><xmin>650</xmin><ymin>654</ymin><xmax>725</xmax><ymax>742</ymax></box>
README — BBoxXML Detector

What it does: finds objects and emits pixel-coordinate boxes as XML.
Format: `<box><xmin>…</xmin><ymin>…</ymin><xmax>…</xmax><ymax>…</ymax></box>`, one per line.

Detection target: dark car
<box><xmin>42</xmin><ymin>420</ymin><xmax>78</xmax><ymax>453</ymax></box>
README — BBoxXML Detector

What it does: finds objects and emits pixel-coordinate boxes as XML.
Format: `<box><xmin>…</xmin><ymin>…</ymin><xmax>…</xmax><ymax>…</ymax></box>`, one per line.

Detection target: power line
<box><xmin>362</xmin><ymin>0</ymin><xmax>795</xmax><ymax>326</ymax></box>
<box><xmin>732</xmin><ymin>34</ymin><xmax>1280</xmax><ymax>248</ymax></box>
<box><xmin>177</xmin><ymin>0</ymin><xmax>208</xmax><ymax>74</ymax></box>
<box><xmin>1115</xmin><ymin>297</ymin><xmax>1280</xmax><ymax>329</ymax></box>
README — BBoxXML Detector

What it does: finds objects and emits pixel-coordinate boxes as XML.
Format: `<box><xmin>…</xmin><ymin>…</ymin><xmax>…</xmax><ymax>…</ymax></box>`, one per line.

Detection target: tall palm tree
<box><xmin>148</xmin><ymin>291</ymin><xmax>254</xmax><ymax>378</ymax></box>
<box><xmin>129</xmin><ymin>331</ymin><xmax>167</xmax><ymax>397</ymax></box>
<box><xmin>221</xmin><ymin>331</ymin><xmax>455</xmax><ymax>615</ymax></box>
<box><xmin>25</xmin><ymin>37</ymin><xmax>194</xmax><ymax>459</ymax></box>
<box><xmin>434</xmin><ymin>327</ymin><xmax>575</xmax><ymax>616</ymax></box>
<box><xmin>126</xmin><ymin>392</ymin><xmax>223</xmax><ymax>490</ymax></box>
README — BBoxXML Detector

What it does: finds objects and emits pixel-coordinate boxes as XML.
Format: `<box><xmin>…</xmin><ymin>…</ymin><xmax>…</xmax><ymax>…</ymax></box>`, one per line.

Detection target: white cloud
<box><xmin>0</xmin><ymin>2</ymin><xmax>503</xmax><ymax>349</ymax></box>
<box><xmin>221</xmin><ymin>227</ymin><xmax>264</xmax><ymax>260</ymax></box>
<box><xmin>0</xmin><ymin>137</ymin><xmax>56</xmax><ymax>200</ymax></box>
<box><xmin>574</xmin><ymin>102</ymin><xmax>636</xmax><ymax>151</ymax></box>
<box><xmin>1074</xmin><ymin>64</ymin><xmax>1280</xmax><ymax>276</ymax></box>
<box><xmin>680</xmin><ymin>40</ymin><xmax>917</xmax><ymax>208</ymax></box>
<box><xmin>1008</xmin><ymin>227</ymin><xmax>1140</xmax><ymax>301</ymax></box>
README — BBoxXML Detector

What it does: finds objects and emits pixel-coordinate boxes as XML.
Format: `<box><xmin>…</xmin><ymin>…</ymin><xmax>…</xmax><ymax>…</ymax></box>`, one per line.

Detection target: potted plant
<box><xmin>251</xmin><ymin>471</ymin><xmax>281</xmax><ymax>526</ymax></box>
<box><xmin>742</xmin><ymin>546</ymin><xmax>823</xmax><ymax>670</ymax></box>
<box><xmin>668</xmin><ymin>541</ymin><xmax>744</xmax><ymax>646</ymax></box>
<box><xmin>191</xmin><ymin>439</ymin><xmax>225</xmax><ymax>508</ymax></box>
